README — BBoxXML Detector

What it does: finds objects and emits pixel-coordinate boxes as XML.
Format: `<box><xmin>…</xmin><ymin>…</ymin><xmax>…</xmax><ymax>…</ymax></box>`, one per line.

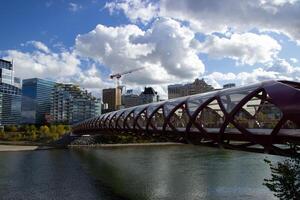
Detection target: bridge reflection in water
<box><xmin>72</xmin><ymin>80</ymin><xmax>300</xmax><ymax>155</ymax></box>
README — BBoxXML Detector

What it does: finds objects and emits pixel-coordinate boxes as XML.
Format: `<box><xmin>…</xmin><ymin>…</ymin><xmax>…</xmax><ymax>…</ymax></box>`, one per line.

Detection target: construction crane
<box><xmin>109</xmin><ymin>67</ymin><xmax>144</xmax><ymax>110</ymax></box>
<box><xmin>110</xmin><ymin>67</ymin><xmax>144</xmax><ymax>88</ymax></box>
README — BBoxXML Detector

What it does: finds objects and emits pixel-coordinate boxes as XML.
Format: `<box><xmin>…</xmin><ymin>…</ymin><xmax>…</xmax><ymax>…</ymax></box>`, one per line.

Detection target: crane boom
<box><xmin>109</xmin><ymin>67</ymin><xmax>145</xmax><ymax>111</ymax></box>
<box><xmin>110</xmin><ymin>67</ymin><xmax>144</xmax><ymax>79</ymax></box>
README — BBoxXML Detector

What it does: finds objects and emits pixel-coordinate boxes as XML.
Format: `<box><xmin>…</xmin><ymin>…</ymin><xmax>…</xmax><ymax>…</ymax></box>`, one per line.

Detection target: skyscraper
<box><xmin>21</xmin><ymin>78</ymin><xmax>55</xmax><ymax>124</ymax></box>
<box><xmin>0</xmin><ymin>59</ymin><xmax>22</xmax><ymax>125</ymax></box>
<box><xmin>102</xmin><ymin>87</ymin><xmax>122</xmax><ymax>112</ymax></box>
<box><xmin>122</xmin><ymin>89</ymin><xmax>140</xmax><ymax>108</ymax></box>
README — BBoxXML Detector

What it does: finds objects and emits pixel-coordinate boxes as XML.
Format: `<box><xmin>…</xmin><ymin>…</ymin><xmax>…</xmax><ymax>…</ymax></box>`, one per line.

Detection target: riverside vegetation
<box><xmin>264</xmin><ymin>156</ymin><xmax>300</xmax><ymax>200</ymax></box>
<box><xmin>0</xmin><ymin>125</ymin><xmax>70</xmax><ymax>143</ymax></box>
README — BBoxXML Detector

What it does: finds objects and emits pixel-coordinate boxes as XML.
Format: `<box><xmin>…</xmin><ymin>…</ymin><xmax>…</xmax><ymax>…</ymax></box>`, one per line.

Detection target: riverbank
<box><xmin>0</xmin><ymin>142</ymin><xmax>55</xmax><ymax>152</ymax></box>
<box><xmin>69</xmin><ymin>142</ymin><xmax>185</xmax><ymax>148</ymax></box>
<box><xmin>0</xmin><ymin>145</ymin><xmax>55</xmax><ymax>152</ymax></box>
<box><xmin>0</xmin><ymin>145</ymin><xmax>40</xmax><ymax>152</ymax></box>
<box><xmin>0</xmin><ymin>141</ymin><xmax>184</xmax><ymax>152</ymax></box>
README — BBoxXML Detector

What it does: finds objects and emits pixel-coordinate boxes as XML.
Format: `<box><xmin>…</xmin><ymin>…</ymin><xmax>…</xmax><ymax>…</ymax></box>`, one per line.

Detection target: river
<box><xmin>0</xmin><ymin>145</ymin><xmax>283</xmax><ymax>200</ymax></box>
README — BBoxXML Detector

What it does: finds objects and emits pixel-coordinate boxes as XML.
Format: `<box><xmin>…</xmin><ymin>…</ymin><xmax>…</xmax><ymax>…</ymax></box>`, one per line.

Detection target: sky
<box><xmin>1</xmin><ymin>0</ymin><xmax>300</xmax><ymax>98</ymax></box>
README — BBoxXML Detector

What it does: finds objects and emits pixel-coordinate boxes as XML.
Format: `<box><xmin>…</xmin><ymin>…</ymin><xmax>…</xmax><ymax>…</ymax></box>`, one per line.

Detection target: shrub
<box><xmin>5</xmin><ymin>125</ymin><xmax>18</xmax><ymax>132</ymax></box>
<box><xmin>39</xmin><ymin>125</ymin><xmax>51</xmax><ymax>139</ymax></box>
<box><xmin>0</xmin><ymin>130</ymin><xmax>5</xmax><ymax>139</ymax></box>
<box><xmin>264</xmin><ymin>157</ymin><xmax>300</xmax><ymax>200</ymax></box>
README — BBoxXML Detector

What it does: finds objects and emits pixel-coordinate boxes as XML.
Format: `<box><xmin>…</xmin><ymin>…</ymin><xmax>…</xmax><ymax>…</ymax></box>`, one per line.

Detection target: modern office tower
<box><xmin>168</xmin><ymin>78</ymin><xmax>214</xmax><ymax>99</ymax></box>
<box><xmin>102</xmin><ymin>87</ymin><xmax>122</xmax><ymax>112</ymax></box>
<box><xmin>223</xmin><ymin>83</ymin><xmax>236</xmax><ymax>89</ymax></box>
<box><xmin>0</xmin><ymin>59</ymin><xmax>22</xmax><ymax>125</ymax></box>
<box><xmin>50</xmin><ymin>84</ymin><xmax>101</xmax><ymax>124</ymax></box>
<box><xmin>122</xmin><ymin>89</ymin><xmax>140</xmax><ymax>108</ymax></box>
<box><xmin>21</xmin><ymin>78</ymin><xmax>55</xmax><ymax>124</ymax></box>
<box><xmin>140</xmin><ymin>87</ymin><xmax>159</xmax><ymax>104</ymax></box>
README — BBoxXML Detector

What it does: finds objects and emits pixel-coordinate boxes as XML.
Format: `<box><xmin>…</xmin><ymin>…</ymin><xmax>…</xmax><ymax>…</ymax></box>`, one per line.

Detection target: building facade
<box><xmin>21</xmin><ymin>78</ymin><xmax>56</xmax><ymax>124</ymax></box>
<box><xmin>121</xmin><ymin>88</ymin><xmax>160</xmax><ymax>108</ymax></box>
<box><xmin>140</xmin><ymin>87</ymin><xmax>159</xmax><ymax>104</ymax></box>
<box><xmin>50</xmin><ymin>84</ymin><xmax>101</xmax><ymax>124</ymax></box>
<box><xmin>102</xmin><ymin>87</ymin><xmax>122</xmax><ymax>112</ymax></box>
<box><xmin>168</xmin><ymin>78</ymin><xmax>214</xmax><ymax>99</ymax></box>
<box><xmin>121</xmin><ymin>89</ymin><xmax>140</xmax><ymax>108</ymax></box>
<box><xmin>0</xmin><ymin>59</ymin><xmax>22</xmax><ymax>125</ymax></box>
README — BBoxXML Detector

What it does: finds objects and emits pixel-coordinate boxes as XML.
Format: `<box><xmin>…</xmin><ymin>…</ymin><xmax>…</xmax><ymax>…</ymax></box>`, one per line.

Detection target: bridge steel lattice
<box><xmin>72</xmin><ymin>80</ymin><xmax>300</xmax><ymax>155</ymax></box>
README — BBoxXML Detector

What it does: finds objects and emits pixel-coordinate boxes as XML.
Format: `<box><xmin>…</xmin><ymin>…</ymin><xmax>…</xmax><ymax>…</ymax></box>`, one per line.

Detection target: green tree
<box><xmin>0</xmin><ymin>129</ymin><xmax>5</xmax><ymax>139</ymax></box>
<box><xmin>39</xmin><ymin>125</ymin><xmax>51</xmax><ymax>139</ymax></box>
<box><xmin>56</xmin><ymin>125</ymin><xmax>66</xmax><ymax>136</ymax></box>
<box><xmin>49</xmin><ymin>125</ymin><xmax>57</xmax><ymax>135</ymax></box>
<box><xmin>29</xmin><ymin>125</ymin><xmax>37</xmax><ymax>132</ymax></box>
<box><xmin>28</xmin><ymin>130</ymin><xmax>37</xmax><ymax>141</ymax></box>
<box><xmin>64</xmin><ymin>125</ymin><xmax>71</xmax><ymax>133</ymax></box>
<box><xmin>23</xmin><ymin>125</ymin><xmax>30</xmax><ymax>133</ymax></box>
<box><xmin>5</xmin><ymin>125</ymin><xmax>18</xmax><ymax>132</ymax></box>
<box><xmin>264</xmin><ymin>157</ymin><xmax>300</xmax><ymax>200</ymax></box>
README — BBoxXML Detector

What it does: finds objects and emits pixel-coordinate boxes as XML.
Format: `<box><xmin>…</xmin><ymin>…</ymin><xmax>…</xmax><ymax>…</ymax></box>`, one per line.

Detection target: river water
<box><xmin>0</xmin><ymin>145</ymin><xmax>283</xmax><ymax>200</ymax></box>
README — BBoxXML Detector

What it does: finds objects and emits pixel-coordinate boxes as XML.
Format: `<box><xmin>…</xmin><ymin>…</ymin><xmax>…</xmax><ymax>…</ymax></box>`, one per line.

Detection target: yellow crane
<box><xmin>110</xmin><ymin>67</ymin><xmax>144</xmax><ymax>88</ymax></box>
<box><xmin>109</xmin><ymin>67</ymin><xmax>144</xmax><ymax>109</ymax></box>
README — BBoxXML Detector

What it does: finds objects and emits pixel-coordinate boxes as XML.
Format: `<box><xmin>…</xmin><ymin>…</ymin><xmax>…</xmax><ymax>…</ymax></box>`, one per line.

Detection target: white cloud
<box><xmin>68</xmin><ymin>2</ymin><xmax>82</xmax><ymax>12</ymax></box>
<box><xmin>75</xmin><ymin>17</ymin><xmax>204</xmax><ymax>86</ymax></box>
<box><xmin>266</xmin><ymin>58</ymin><xmax>294</xmax><ymax>73</ymax></box>
<box><xmin>3</xmin><ymin>41</ymin><xmax>109</xmax><ymax>93</ymax></box>
<box><xmin>199</xmin><ymin>33</ymin><xmax>281</xmax><ymax>65</ymax></box>
<box><xmin>290</xmin><ymin>57</ymin><xmax>298</xmax><ymax>63</ymax></box>
<box><xmin>105</xmin><ymin>0</ymin><xmax>159</xmax><ymax>24</ymax></box>
<box><xmin>160</xmin><ymin>0</ymin><xmax>300</xmax><ymax>43</ymax></box>
<box><xmin>4</xmin><ymin>49</ymin><xmax>80</xmax><ymax>79</ymax></box>
<box><xmin>205</xmin><ymin>68</ymin><xmax>279</xmax><ymax>87</ymax></box>
<box><xmin>260</xmin><ymin>0</ymin><xmax>299</xmax><ymax>6</ymax></box>
<box><xmin>27</xmin><ymin>41</ymin><xmax>50</xmax><ymax>53</ymax></box>
<box><xmin>205</xmin><ymin>58</ymin><xmax>300</xmax><ymax>87</ymax></box>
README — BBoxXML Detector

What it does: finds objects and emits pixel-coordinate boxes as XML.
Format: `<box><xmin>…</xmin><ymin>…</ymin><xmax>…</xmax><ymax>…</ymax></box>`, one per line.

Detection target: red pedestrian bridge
<box><xmin>72</xmin><ymin>80</ymin><xmax>300</xmax><ymax>155</ymax></box>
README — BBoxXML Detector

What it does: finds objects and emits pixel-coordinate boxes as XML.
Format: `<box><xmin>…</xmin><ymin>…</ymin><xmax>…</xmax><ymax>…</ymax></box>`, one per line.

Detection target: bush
<box><xmin>5</xmin><ymin>125</ymin><xmax>18</xmax><ymax>132</ymax></box>
<box><xmin>0</xmin><ymin>130</ymin><xmax>5</xmax><ymax>139</ymax></box>
<box><xmin>56</xmin><ymin>125</ymin><xmax>66</xmax><ymax>136</ymax></box>
<box><xmin>39</xmin><ymin>125</ymin><xmax>51</xmax><ymax>139</ymax></box>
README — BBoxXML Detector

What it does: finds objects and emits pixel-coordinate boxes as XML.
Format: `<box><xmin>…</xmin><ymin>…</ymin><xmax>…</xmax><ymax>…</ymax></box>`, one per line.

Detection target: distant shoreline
<box><xmin>69</xmin><ymin>142</ymin><xmax>185</xmax><ymax>148</ymax></box>
<box><xmin>0</xmin><ymin>144</ymin><xmax>54</xmax><ymax>152</ymax></box>
<box><xmin>0</xmin><ymin>142</ymin><xmax>185</xmax><ymax>152</ymax></box>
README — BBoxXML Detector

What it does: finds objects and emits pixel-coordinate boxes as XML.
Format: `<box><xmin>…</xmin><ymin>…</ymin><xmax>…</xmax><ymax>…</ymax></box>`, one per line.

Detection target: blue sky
<box><xmin>1</xmin><ymin>1</ymin><xmax>114</xmax><ymax>49</ymax></box>
<box><xmin>1</xmin><ymin>0</ymin><xmax>300</xmax><ymax>98</ymax></box>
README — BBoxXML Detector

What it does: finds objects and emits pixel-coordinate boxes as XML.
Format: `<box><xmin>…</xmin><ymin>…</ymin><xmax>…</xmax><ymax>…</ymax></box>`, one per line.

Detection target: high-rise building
<box><xmin>168</xmin><ymin>84</ymin><xmax>183</xmax><ymax>99</ymax></box>
<box><xmin>168</xmin><ymin>78</ymin><xmax>214</xmax><ymax>99</ymax></box>
<box><xmin>140</xmin><ymin>87</ymin><xmax>159</xmax><ymax>104</ymax></box>
<box><xmin>50</xmin><ymin>84</ymin><xmax>101</xmax><ymax>124</ymax></box>
<box><xmin>102</xmin><ymin>87</ymin><xmax>122</xmax><ymax>112</ymax></box>
<box><xmin>121</xmin><ymin>88</ymin><xmax>160</xmax><ymax>108</ymax></box>
<box><xmin>223</xmin><ymin>83</ymin><xmax>236</xmax><ymax>89</ymax></box>
<box><xmin>0</xmin><ymin>59</ymin><xmax>22</xmax><ymax>125</ymax></box>
<box><xmin>21</xmin><ymin>78</ymin><xmax>55</xmax><ymax>124</ymax></box>
<box><xmin>122</xmin><ymin>89</ymin><xmax>140</xmax><ymax>108</ymax></box>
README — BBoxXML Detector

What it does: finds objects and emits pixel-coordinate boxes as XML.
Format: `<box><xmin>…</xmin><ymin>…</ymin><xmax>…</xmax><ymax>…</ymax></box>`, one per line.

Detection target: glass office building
<box><xmin>22</xmin><ymin>78</ymin><xmax>56</xmax><ymax>124</ymax></box>
<box><xmin>0</xmin><ymin>59</ymin><xmax>22</xmax><ymax>126</ymax></box>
